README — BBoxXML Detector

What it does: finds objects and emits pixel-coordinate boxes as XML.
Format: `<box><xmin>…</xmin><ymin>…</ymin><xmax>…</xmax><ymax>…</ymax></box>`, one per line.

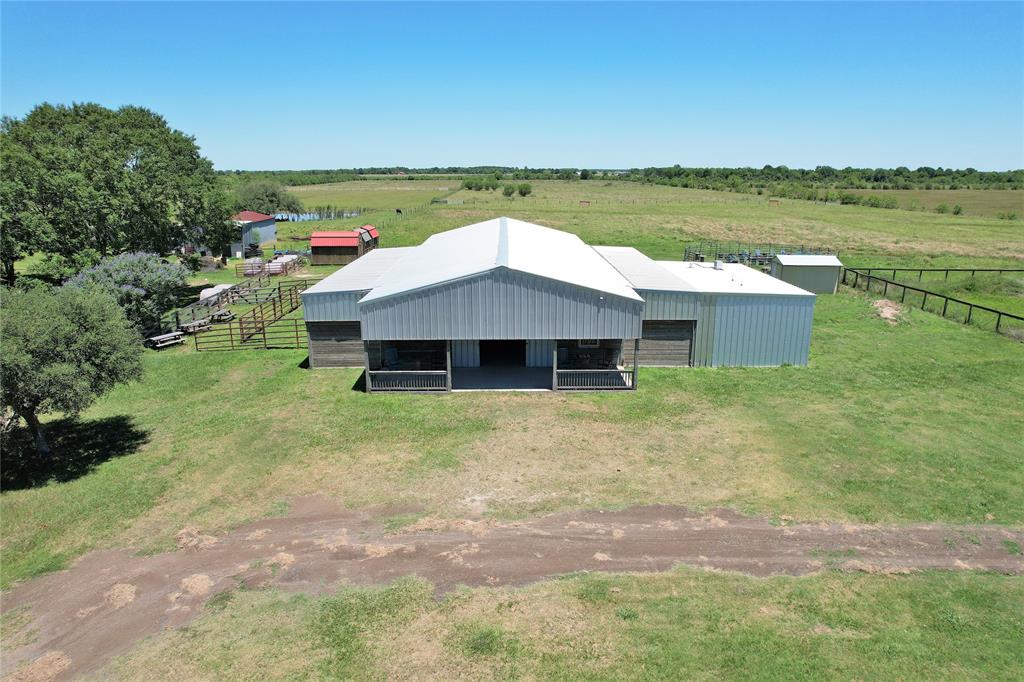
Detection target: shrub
<box><xmin>517</xmin><ymin>183</ymin><xmax>532</xmax><ymax>197</ymax></box>
<box><xmin>65</xmin><ymin>252</ymin><xmax>189</xmax><ymax>332</ymax></box>
<box><xmin>935</xmin><ymin>203</ymin><xmax>949</xmax><ymax>214</ymax></box>
<box><xmin>502</xmin><ymin>184</ymin><xmax>515</xmax><ymax>197</ymax></box>
<box><xmin>181</xmin><ymin>253</ymin><xmax>202</xmax><ymax>272</ymax></box>
<box><xmin>952</xmin><ymin>204</ymin><xmax>963</xmax><ymax>215</ymax></box>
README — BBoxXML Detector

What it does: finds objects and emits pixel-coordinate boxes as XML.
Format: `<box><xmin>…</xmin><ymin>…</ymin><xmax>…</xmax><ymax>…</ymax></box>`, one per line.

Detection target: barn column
<box><xmin>632</xmin><ymin>337</ymin><xmax>640</xmax><ymax>390</ymax></box>
<box><xmin>446</xmin><ymin>341</ymin><xmax>452</xmax><ymax>392</ymax></box>
<box><xmin>551</xmin><ymin>345</ymin><xmax>558</xmax><ymax>391</ymax></box>
<box><xmin>363</xmin><ymin>341</ymin><xmax>373</xmax><ymax>393</ymax></box>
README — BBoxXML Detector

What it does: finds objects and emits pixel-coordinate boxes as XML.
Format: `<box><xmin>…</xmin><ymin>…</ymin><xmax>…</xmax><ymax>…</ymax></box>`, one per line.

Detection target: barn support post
<box><xmin>552</xmin><ymin>346</ymin><xmax>558</xmax><ymax>391</ymax></box>
<box><xmin>446</xmin><ymin>341</ymin><xmax>452</xmax><ymax>392</ymax></box>
<box><xmin>632</xmin><ymin>337</ymin><xmax>640</xmax><ymax>390</ymax></box>
<box><xmin>364</xmin><ymin>342</ymin><xmax>373</xmax><ymax>393</ymax></box>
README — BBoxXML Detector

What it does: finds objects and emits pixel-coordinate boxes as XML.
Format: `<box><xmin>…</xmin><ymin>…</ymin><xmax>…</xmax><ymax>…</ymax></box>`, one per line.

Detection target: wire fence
<box><xmin>683</xmin><ymin>240</ymin><xmax>838</xmax><ymax>267</ymax></box>
<box><xmin>841</xmin><ymin>268</ymin><xmax>1024</xmax><ymax>339</ymax></box>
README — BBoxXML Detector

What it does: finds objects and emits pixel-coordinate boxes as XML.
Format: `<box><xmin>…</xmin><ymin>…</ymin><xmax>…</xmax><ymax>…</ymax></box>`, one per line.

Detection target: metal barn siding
<box><xmin>774</xmin><ymin>265</ymin><xmax>840</xmax><ymax>295</ymax></box>
<box><xmin>244</xmin><ymin>219</ymin><xmax>277</xmax><ymax>245</ymax></box>
<box><xmin>302</xmin><ymin>291</ymin><xmax>366</xmax><ymax>321</ymax></box>
<box><xmin>710</xmin><ymin>295</ymin><xmax>814</xmax><ymax>366</ymax></box>
<box><xmin>452</xmin><ymin>340</ymin><xmax>480</xmax><ymax>367</ymax></box>
<box><xmin>359</xmin><ymin>268</ymin><xmax>643</xmax><ymax>341</ymax></box>
<box><xmin>526</xmin><ymin>339</ymin><xmax>555</xmax><ymax>367</ymax></box>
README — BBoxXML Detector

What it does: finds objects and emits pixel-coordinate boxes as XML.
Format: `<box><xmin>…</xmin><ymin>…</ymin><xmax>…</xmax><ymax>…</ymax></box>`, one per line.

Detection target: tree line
<box><xmin>220</xmin><ymin>165</ymin><xmax>1023</xmax><ymax>191</ymax></box>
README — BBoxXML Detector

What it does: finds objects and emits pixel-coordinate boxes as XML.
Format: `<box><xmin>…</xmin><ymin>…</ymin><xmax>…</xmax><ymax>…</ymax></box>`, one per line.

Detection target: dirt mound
<box><xmin>2</xmin><ymin>499</ymin><xmax>1021</xmax><ymax>680</ymax></box>
<box><xmin>873</xmin><ymin>299</ymin><xmax>903</xmax><ymax>324</ymax></box>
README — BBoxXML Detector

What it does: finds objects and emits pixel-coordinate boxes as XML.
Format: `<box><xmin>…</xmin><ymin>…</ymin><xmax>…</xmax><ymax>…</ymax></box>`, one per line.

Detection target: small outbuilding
<box><xmin>770</xmin><ymin>254</ymin><xmax>843</xmax><ymax>294</ymax></box>
<box><xmin>230</xmin><ymin>211</ymin><xmax>277</xmax><ymax>259</ymax></box>
<box><xmin>310</xmin><ymin>225</ymin><xmax>379</xmax><ymax>265</ymax></box>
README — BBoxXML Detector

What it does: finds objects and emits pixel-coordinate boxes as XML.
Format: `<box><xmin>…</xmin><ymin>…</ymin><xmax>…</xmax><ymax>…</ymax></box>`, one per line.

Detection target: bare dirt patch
<box><xmin>4</xmin><ymin>650</ymin><xmax>70</xmax><ymax>682</ymax></box>
<box><xmin>102</xmin><ymin>584</ymin><xmax>137</xmax><ymax>609</ymax></box>
<box><xmin>3</xmin><ymin>497</ymin><xmax>1021</xmax><ymax>680</ymax></box>
<box><xmin>873</xmin><ymin>299</ymin><xmax>903</xmax><ymax>324</ymax></box>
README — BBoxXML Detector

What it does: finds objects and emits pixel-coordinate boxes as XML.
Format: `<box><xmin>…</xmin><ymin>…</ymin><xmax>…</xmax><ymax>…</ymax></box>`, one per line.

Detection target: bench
<box><xmin>178</xmin><ymin>319</ymin><xmax>211</xmax><ymax>334</ymax></box>
<box><xmin>211</xmin><ymin>309</ymin><xmax>235</xmax><ymax>323</ymax></box>
<box><xmin>147</xmin><ymin>331</ymin><xmax>185</xmax><ymax>349</ymax></box>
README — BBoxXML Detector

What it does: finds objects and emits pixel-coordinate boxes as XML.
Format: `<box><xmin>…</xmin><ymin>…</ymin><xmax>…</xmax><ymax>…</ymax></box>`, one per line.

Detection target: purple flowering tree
<box><xmin>65</xmin><ymin>252</ymin><xmax>189</xmax><ymax>332</ymax></box>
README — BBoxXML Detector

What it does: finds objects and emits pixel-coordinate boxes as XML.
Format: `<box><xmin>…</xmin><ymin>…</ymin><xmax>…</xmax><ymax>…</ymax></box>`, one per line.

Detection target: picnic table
<box><xmin>146</xmin><ymin>331</ymin><xmax>185</xmax><ymax>349</ymax></box>
<box><xmin>211</xmin><ymin>309</ymin><xmax>235</xmax><ymax>323</ymax></box>
<box><xmin>178</xmin><ymin>318</ymin><xmax>211</xmax><ymax>334</ymax></box>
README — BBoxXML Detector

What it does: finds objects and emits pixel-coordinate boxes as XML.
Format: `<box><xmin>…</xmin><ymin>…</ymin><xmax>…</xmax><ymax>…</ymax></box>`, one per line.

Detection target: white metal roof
<box><xmin>593</xmin><ymin>246</ymin><xmax>698</xmax><ymax>292</ymax></box>
<box><xmin>657</xmin><ymin>261</ymin><xmax>815</xmax><ymax>296</ymax></box>
<box><xmin>774</xmin><ymin>254</ymin><xmax>843</xmax><ymax>267</ymax></box>
<box><xmin>358</xmin><ymin>217</ymin><xmax>642</xmax><ymax>303</ymax></box>
<box><xmin>302</xmin><ymin>247</ymin><xmax>415</xmax><ymax>295</ymax></box>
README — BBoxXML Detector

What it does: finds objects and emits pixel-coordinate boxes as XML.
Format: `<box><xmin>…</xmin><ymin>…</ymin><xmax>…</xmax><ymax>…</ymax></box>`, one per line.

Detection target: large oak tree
<box><xmin>0</xmin><ymin>103</ymin><xmax>233</xmax><ymax>285</ymax></box>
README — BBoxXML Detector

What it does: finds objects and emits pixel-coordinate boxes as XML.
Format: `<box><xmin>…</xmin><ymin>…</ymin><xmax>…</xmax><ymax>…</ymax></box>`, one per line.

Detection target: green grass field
<box><xmin>843</xmin><ymin>188</ymin><xmax>1024</xmax><ymax>218</ymax></box>
<box><xmin>3</xmin><ymin>180</ymin><xmax>1023</xmax><ymax>679</ymax></box>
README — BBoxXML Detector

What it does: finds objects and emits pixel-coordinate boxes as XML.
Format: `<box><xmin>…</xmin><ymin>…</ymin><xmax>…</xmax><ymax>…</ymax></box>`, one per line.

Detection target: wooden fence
<box><xmin>841</xmin><ymin>268</ymin><xmax>1024</xmax><ymax>338</ymax></box>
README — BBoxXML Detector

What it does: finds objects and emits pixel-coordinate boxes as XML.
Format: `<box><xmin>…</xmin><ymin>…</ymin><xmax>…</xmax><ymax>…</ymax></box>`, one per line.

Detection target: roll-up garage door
<box><xmin>629</xmin><ymin>320</ymin><xmax>694</xmax><ymax>366</ymax></box>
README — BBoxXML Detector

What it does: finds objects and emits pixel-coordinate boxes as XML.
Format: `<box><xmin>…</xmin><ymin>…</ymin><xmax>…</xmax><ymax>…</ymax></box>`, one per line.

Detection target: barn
<box><xmin>301</xmin><ymin>217</ymin><xmax>816</xmax><ymax>392</ymax></box>
<box><xmin>310</xmin><ymin>225</ymin><xmax>379</xmax><ymax>265</ymax></box>
<box><xmin>229</xmin><ymin>211</ymin><xmax>277</xmax><ymax>259</ymax></box>
<box><xmin>770</xmin><ymin>254</ymin><xmax>843</xmax><ymax>294</ymax></box>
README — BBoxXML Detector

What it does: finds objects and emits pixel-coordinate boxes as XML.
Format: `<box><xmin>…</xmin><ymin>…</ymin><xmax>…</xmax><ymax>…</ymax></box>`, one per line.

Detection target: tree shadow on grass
<box><xmin>1</xmin><ymin>415</ymin><xmax>150</xmax><ymax>492</ymax></box>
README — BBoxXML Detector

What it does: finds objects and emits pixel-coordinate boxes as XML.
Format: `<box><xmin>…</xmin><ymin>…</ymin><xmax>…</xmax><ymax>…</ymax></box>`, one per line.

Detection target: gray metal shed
<box><xmin>770</xmin><ymin>254</ymin><xmax>843</xmax><ymax>294</ymax></box>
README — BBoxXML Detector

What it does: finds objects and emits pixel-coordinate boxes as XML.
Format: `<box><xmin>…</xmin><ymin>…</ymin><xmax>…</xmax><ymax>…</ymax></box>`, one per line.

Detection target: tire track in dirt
<box><xmin>3</xmin><ymin>496</ymin><xmax>1022</xmax><ymax>680</ymax></box>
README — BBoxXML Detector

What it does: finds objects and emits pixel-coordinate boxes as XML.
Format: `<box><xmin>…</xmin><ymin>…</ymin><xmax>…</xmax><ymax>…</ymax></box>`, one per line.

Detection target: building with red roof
<box><xmin>310</xmin><ymin>225</ymin><xmax>379</xmax><ymax>265</ymax></box>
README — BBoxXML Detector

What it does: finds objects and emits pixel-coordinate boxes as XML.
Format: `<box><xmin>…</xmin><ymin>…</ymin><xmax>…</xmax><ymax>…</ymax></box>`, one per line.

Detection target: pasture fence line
<box><xmin>845</xmin><ymin>267</ymin><xmax>1024</xmax><ymax>282</ymax></box>
<box><xmin>840</xmin><ymin>268</ymin><xmax>1024</xmax><ymax>339</ymax></box>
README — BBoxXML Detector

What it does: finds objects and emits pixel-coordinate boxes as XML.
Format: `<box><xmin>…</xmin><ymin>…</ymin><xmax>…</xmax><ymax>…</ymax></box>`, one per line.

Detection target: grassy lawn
<box><xmin>3</xmin><ymin>291</ymin><xmax>1023</xmax><ymax>590</ymax></box>
<box><xmin>842</xmin><ymin>188</ymin><xmax>1024</xmax><ymax>218</ymax></box>
<box><xmin>101</xmin><ymin>569</ymin><xmax>1024</xmax><ymax>680</ymax></box>
<box><xmin>377</xmin><ymin>181</ymin><xmax>1022</xmax><ymax>262</ymax></box>
<box><xmin>287</xmin><ymin>179</ymin><xmax>453</xmax><ymax>209</ymax></box>
<box><xmin>3</xmin><ymin>180</ymin><xmax>1022</xmax><ymax>678</ymax></box>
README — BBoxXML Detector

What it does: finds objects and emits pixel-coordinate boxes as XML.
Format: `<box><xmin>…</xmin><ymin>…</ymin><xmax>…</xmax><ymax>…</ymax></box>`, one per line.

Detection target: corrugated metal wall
<box><xmin>775</xmin><ymin>265</ymin><xmax>840</xmax><ymax>295</ymax></box>
<box><xmin>360</xmin><ymin>269</ymin><xmax>643</xmax><ymax>341</ymax></box>
<box><xmin>526</xmin><ymin>339</ymin><xmax>555</xmax><ymax>367</ymax></box>
<box><xmin>711</xmin><ymin>295</ymin><xmax>814</xmax><ymax>366</ymax></box>
<box><xmin>452</xmin><ymin>340</ymin><xmax>480</xmax><ymax>367</ymax></box>
<box><xmin>302</xmin><ymin>291</ymin><xmax>366</xmax><ymax>321</ymax></box>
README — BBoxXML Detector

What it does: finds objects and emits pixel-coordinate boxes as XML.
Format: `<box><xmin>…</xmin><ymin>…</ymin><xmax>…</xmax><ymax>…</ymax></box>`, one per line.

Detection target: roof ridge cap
<box><xmin>496</xmin><ymin>217</ymin><xmax>510</xmax><ymax>267</ymax></box>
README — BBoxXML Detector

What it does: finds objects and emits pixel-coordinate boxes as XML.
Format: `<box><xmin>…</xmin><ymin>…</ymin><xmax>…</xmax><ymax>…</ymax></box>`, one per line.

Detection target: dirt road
<box><xmin>3</xmin><ymin>497</ymin><xmax>1022</xmax><ymax>680</ymax></box>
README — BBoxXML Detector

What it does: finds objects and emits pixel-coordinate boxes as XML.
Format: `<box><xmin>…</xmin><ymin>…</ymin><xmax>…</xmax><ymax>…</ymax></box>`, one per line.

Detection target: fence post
<box><xmin>901</xmin><ymin>286</ymin><xmax>907</xmax><ymax>303</ymax></box>
<box><xmin>921</xmin><ymin>292</ymin><xmax>927</xmax><ymax>310</ymax></box>
<box><xmin>967</xmin><ymin>305</ymin><xmax>973</xmax><ymax>324</ymax></box>
<box><xmin>996</xmin><ymin>313</ymin><xmax>1002</xmax><ymax>333</ymax></box>
<box><xmin>883</xmin><ymin>281</ymin><xmax>888</xmax><ymax>297</ymax></box>
<box><xmin>942</xmin><ymin>298</ymin><xmax>949</xmax><ymax>317</ymax></box>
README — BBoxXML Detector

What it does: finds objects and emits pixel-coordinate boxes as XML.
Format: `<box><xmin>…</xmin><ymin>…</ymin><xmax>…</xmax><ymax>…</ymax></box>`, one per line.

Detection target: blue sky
<box><xmin>2</xmin><ymin>2</ymin><xmax>1022</xmax><ymax>170</ymax></box>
